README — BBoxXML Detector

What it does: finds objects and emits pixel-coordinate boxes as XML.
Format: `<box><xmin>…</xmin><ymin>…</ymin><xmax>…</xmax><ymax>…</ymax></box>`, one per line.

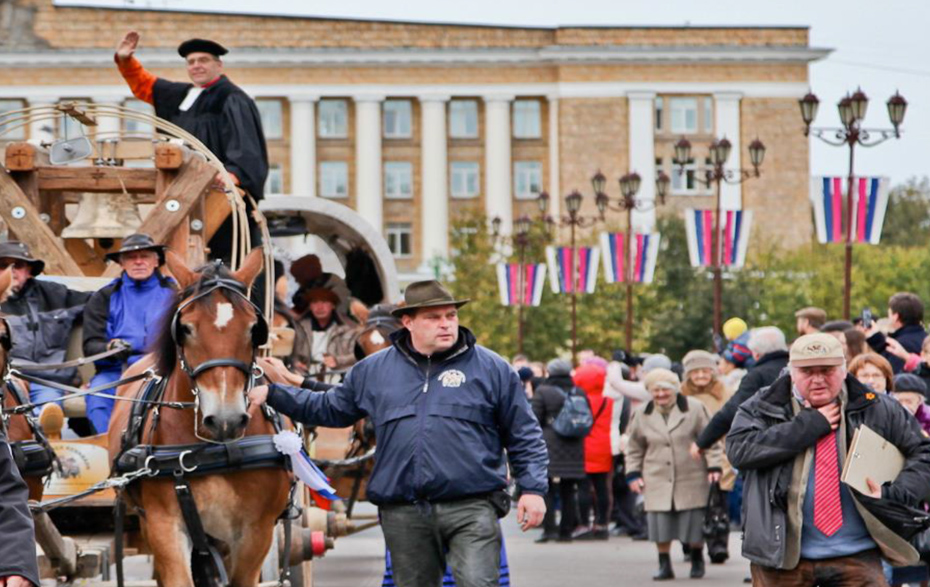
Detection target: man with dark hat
<box><xmin>113</xmin><ymin>30</ymin><xmax>268</xmax><ymax>270</ymax></box>
<box><xmin>0</xmin><ymin>241</ymin><xmax>90</xmax><ymax>418</ymax></box>
<box><xmin>82</xmin><ymin>234</ymin><xmax>176</xmax><ymax>433</ymax></box>
<box><xmin>249</xmin><ymin>280</ymin><xmax>548</xmax><ymax>586</ymax></box>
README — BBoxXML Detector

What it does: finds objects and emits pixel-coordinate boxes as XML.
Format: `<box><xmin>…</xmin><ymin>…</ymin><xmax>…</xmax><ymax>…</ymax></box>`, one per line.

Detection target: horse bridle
<box><xmin>171</xmin><ymin>273</ymin><xmax>267</xmax><ymax>443</ymax></box>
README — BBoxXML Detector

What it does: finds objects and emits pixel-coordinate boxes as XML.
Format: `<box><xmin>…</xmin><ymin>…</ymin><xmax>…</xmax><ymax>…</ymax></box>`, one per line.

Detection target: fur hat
<box><xmin>682</xmin><ymin>350</ymin><xmax>718</xmax><ymax>375</ymax></box>
<box><xmin>643</xmin><ymin>368</ymin><xmax>681</xmax><ymax>393</ymax></box>
<box><xmin>642</xmin><ymin>354</ymin><xmax>672</xmax><ymax>374</ymax></box>
<box><xmin>546</xmin><ymin>358</ymin><xmax>572</xmax><ymax>377</ymax></box>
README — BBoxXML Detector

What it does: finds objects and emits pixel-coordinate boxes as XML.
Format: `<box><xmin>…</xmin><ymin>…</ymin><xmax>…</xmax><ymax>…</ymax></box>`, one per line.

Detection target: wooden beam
<box><xmin>64</xmin><ymin>239</ymin><xmax>107</xmax><ymax>277</ymax></box>
<box><xmin>0</xmin><ymin>164</ymin><xmax>82</xmax><ymax>275</ymax></box>
<box><xmin>5</xmin><ymin>142</ymin><xmax>48</xmax><ymax>171</ymax></box>
<box><xmin>36</xmin><ymin>166</ymin><xmax>156</xmax><ymax>193</ymax></box>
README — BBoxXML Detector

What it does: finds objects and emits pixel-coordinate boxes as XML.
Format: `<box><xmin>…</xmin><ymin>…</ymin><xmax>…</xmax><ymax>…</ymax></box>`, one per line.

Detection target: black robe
<box><xmin>152</xmin><ymin>75</ymin><xmax>268</xmax><ymax>202</ymax></box>
<box><xmin>0</xmin><ymin>433</ymin><xmax>39</xmax><ymax>586</ymax></box>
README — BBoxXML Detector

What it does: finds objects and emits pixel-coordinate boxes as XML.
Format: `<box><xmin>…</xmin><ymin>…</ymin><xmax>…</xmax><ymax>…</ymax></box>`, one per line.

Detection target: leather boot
<box><xmin>690</xmin><ymin>545</ymin><xmax>706</xmax><ymax>579</ymax></box>
<box><xmin>653</xmin><ymin>553</ymin><xmax>674</xmax><ymax>581</ymax></box>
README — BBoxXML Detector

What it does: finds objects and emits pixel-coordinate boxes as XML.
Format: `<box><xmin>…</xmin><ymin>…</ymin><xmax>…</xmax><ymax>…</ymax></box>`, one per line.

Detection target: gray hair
<box><xmin>748</xmin><ymin>327</ymin><xmax>788</xmax><ymax>356</ymax></box>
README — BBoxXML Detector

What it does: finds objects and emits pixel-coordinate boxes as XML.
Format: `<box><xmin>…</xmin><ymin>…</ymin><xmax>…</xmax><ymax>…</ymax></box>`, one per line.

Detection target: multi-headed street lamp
<box><xmin>799</xmin><ymin>88</ymin><xmax>907</xmax><ymax>319</ymax></box>
<box><xmin>673</xmin><ymin>136</ymin><xmax>766</xmax><ymax>339</ymax></box>
<box><xmin>491</xmin><ymin>214</ymin><xmax>536</xmax><ymax>355</ymax></box>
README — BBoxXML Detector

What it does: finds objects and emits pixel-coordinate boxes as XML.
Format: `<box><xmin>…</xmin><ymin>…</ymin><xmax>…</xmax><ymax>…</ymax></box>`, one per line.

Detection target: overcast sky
<box><xmin>61</xmin><ymin>0</ymin><xmax>930</xmax><ymax>186</ymax></box>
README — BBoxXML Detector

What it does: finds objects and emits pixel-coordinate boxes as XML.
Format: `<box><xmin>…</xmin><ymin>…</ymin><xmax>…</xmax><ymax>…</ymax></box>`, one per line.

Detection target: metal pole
<box><xmin>517</xmin><ymin>238</ymin><xmax>525</xmax><ymax>356</ymax></box>
<box><xmin>570</xmin><ymin>220</ymin><xmax>578</xmax><ymax>366</ymax></box>
<box><xmin>844</xmin><ymin>140</ymin><xmax>857</xmax><ymax>321</ymax></box>
<box><xmin>713</xmin><ymin>174</ymin><xmax>723</xmax><ymax>338</ymax></box>
<box><xmin>625</xmin><ymin>206</ymin><xmax>634</xmax><ymax>351</ymax></box>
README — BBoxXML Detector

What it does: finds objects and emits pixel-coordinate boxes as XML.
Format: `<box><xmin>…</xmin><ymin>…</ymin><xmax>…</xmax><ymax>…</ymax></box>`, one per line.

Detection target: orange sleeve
<box><xmin>114</xmin><ymin>55</ymin><xmax>157</xmax><ymax>105</ymax></box>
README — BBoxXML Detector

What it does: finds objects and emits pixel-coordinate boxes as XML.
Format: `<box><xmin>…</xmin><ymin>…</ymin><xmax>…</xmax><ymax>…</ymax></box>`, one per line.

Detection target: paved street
<box><xmin>314</xmin><ymin>503</ymin><xmax>752</xmax><ymax>586</ymax></box>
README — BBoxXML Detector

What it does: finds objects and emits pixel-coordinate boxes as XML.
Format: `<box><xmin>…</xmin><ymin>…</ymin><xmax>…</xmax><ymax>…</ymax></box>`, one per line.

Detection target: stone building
<box><xmin>0</xmin><ymin>0</ymin><xmax>829</xmax><ymax>278</ymax></box>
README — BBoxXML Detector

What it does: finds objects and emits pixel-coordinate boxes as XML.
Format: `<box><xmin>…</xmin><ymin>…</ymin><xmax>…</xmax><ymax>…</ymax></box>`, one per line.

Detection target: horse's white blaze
<box><xmin>214</xmin><ymin>302</ymin><xmax>234</xmax><ymax>329</ymax></box>
<box><xmin>369</xmin><ymin>330</ymin><xmax>385</xmax><ymax>346</ymax></box>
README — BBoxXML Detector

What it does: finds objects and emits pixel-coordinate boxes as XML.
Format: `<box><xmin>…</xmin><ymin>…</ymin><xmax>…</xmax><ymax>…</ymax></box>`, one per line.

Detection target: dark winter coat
<box><xmin>0</xmin><ymin>431</ymin><xmax>39</xmax><ymax>586</ymax></box>
<box><xmin>696</xmin><ymin>350</ymin><xmax>789</xmax><ymax>450</ymax></box>
<box><xmin>868</xmin><ymin>324</ymin><xmax>928</xmax><ymax>374</ymax></box>
<box><xmin>266</xmin><ymin>327</ymin><xmax>549</xmax><ymax>504</ymax></box>
<box><xmin>727</xmin><ymin>374</ymin><xmax>930</xmax><ymax>569</ymax></box>
<box><xmin>531</xmin><ymin>374</ymin><xmax>585</xmax><ymax>480</ymax></box>
<box><xmin>1</xmin><ymin>278</ymin><xmax>90</xmax><ymax>383</ymax></box>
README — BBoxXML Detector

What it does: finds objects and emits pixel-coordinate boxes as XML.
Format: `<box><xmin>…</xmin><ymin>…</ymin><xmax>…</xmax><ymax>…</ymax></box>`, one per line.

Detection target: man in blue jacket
<box><xmin>250</xmin><ymin>280</ymin><xmax>548</xmax><ymax>587</ymax></box>
<box><xmin>82</xmin><ymin>234</ymin><xmax>176</xmax><ymax>434</ymax></box>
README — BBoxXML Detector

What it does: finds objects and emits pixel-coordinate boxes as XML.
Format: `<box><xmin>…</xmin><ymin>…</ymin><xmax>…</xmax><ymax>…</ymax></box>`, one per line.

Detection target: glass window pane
<box><xmin>0</xmin><ymin>99</ymin><xmax>27</xmax><ymax>140</ymax></box>
<box><xmin>383</xmin><ymin>100</ymin><xmax>412</xmax><ymax>138</ymax></box>
<box><xmin>123</xmin><ymin>98</ymin><xmax>155</xmax><ymax>135</ymax></box>
<box><xmin>513</xmin><ymin>100</ymin><xmax>541</xmax><ymax>139</ymax></box>
<box><xmin>704</xmin><ymin>97</ymin><xmax>714</xmax><ymax>133</ymax></box>
<box><xmin>265</xmin><ymin>165</ymin><xmax>283</xmax><ymax>194</ymax></box>
<box><xmin>654</xmin><ymin>97</ymin><xmax>663</xmax><ymax>132</ymax></box>
<box><xmin>318</xmin><ymin>100</ymin><xmax>348</xmax><ymax>138</ymax></box>
<box><xmin>513</xmin><ymin>161</ymin><xmax>542</xmax><ymax>199</ymax></box>
<box><xmin>669</xmin><ymin>98</ymin><xmax>698</xmax><ymax>134</ymax></box>
<box><xmin>386</xmin><ymin>223</ymin><xmax>412</xmax><ymax>257</ymax></box>
<box><xmin>319</xmin><ymin>161</ymin><xmax>348</xmax><ymax>198</ymax></box>
<box><xmin>450</xmin><ymin>161</ymin><xmax>479</xmax><ymax>198</ymax></box>
<box><xmin>449</xmin><ymin>100</ymin><xmax>478</xmax><ymax>138</ymax></box>
<box><xmin>256</xmin><ymin>99</ymin><xmax>283</xmax><ymax>139</ymax></box>
<box><xmin>58</xmin><ymin>99</ymin><xmax>90</xmax><ymax>139</ymax></box>
<box><xmin>384</xmin><ymin>161</ymin><xmax>413</xmax><ymax>199</ymax></box>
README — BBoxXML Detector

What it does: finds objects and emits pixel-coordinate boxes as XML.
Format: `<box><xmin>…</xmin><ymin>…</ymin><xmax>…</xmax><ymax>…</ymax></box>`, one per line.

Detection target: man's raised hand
<box><xmin>116</xmin><ymin>31</ymin><xmax>140</xmax><ymax>61</ymax></box>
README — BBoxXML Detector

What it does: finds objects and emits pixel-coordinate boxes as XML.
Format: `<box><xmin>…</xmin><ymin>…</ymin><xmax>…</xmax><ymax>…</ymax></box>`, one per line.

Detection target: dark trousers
<box><xmin>542</xmin><ymin>478</ymin><xmax>580</xmax><ymax>538</ymax></box>
<box><xmin>612</xmin><ymin>455</ymin><xmax>646</xmax><ymax>535</ymax></box>
<box><xmin>380</xmin><ymin>498</ymin><xmax>501</xmax><ymax>587</ymax></box>
<box><xmin>578</xmin><ymin>472</ymin><xmax>611</xmax><ymax>527</ymax></box>
<box><xmin>750</xmin><ymin>549</ymin><xmax>888</xmax><ymax>587</ymax></box>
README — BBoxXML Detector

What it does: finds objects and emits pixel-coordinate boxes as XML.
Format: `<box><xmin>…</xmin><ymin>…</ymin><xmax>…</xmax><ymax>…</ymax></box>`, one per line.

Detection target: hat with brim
<box><xmin>392</xmin><ymin>280</ymin><xmax>469</xmax><ymax>318</ymax></box>
<box><xmin>105</xmin><ymin>233</ymin><xmax>166</xmax><ymax>266</ymax></box>
<box><xmin>178</xmin><ymin>38</ymin><xmax>228</xmax><ymax>58</ymax></box>
<box><xmin>302</xmin><ymin>286</ymin><xmax>340</xmax><ymax>306</ymax></box>
<box><xmin>0</xmin><ymin>240</ymin><xmax>44</xmax><ymax>275</ymax></box>
<box><xmin>789</xmin><ymin>333</ymin><xmax>846</xmax><ymax>368</ymax></box>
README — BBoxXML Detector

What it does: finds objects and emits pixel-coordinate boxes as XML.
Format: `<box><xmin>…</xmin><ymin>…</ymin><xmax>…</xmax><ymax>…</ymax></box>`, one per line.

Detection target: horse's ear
<box><xmin>350</xmin><ymin>299</ymin><xmax>369</xmax><ymax>323</ymax></box>
<box><xmin>0</xmin><ymin>267</ymin><xmax>12</xmax><ymax>302</ymax></box>
<box><xmin>166</xmin><ymin>250</ymin><xmax>198</xmax><ymax>290</ymax></box>
<box><xmin>231</xmin><ymin>247</ymin><xmax>264</xmax><ymax>289</ymax></box>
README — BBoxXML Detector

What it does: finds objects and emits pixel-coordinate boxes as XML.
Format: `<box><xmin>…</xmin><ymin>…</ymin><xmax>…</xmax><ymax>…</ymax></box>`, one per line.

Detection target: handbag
<box><xmin>702</xmin><ymin>481</ymin><xmax>730</xmax><ymax>564</ymax></box>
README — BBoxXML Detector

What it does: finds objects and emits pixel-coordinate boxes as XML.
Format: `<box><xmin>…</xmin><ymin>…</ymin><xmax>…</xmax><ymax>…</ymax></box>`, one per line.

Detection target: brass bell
<box><xmin>61</xmin><ymin>192</ymin><xmax>143</xmax><ymax>239</ymax></box>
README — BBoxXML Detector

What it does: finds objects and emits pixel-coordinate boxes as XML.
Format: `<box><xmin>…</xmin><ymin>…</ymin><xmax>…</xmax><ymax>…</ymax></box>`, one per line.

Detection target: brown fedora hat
<box><xmin>391</xmin><ymin>280</ymin><xmax>469</xmax><ymax>317</ymax></box>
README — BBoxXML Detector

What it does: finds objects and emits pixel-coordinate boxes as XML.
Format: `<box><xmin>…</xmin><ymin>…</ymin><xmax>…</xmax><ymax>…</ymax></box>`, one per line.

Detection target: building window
<box><xmin>512</xmin><ymin>100</ymin><xmax>541</xmax><ymax>139</ymax></box>
<box><xmin>123</xmin><ymin>98</ymin><xmax>154</xmax><ymax>135</ymax></box>
<box><xmin>319</xmin><ymin>161</ymin><xmax>348</xmax><ymax>198</ymax></box>
<box><xmin>669</xmin><ymin>98</ymin><xmax>699</xmax><ymax>135</ymax></box>
<box><xmin>450</xmin><ymin>161</ymin><xmax>480</xmax><ymax>198</ymax></box>
<box><xmin>384</xmin><ymin>162</ymin><xmax>413</xmax><ymax>199</ymax></box>
<box><xmin>513</xmin><ymin>161</ymin><xmax>543</xmax><ymax>200</ymax></box>
<box><xmin>383</xmin><ymin>100</ymin><xmax>412</xmax><ymax>139</ymax></box>
<box><xmin>654</xmin><ymin>97</ymin><xmax>664</xmax><ymax>132</ymax></box>
<box><xmin>386</xmin><ymin>223</ymin><xmax>412</xmax><ymax>258</ymax></box>
<box><xmin>449</xmin><ymin>100</ymin><xmax>478</xmax><ymax>138</ymax></box>
<box><xmin>0</xmin><ymin>99</ymin><xmax>27</xmax><ymax>140</ymax></box>
<box><xmin>318</xmin><ymin>99</ymin><xmax>348</xmax><ymax>138</ymax></box>
<box><xmin>58</xmin><ymin>99</ymin><xmax>91</xmax><ymax>139</ymax></box>
<box><xmin>671</xmin><ymin>158</ymin><xmax>697</xmax><ymax>194</ymax></box>
<box><xmin>703</xmin><ymin>97</ymin><xmax>714</xmax><ymax>133</ymax></box>
<box><xmin>256</xmin><ymin>99</ymin><xmax>284</xmax><ymax>140</ymax></box>
<box><xmin>265</xmin><ymin>164</ymin><xmax>284</xmax><ymax>195</ymax></box>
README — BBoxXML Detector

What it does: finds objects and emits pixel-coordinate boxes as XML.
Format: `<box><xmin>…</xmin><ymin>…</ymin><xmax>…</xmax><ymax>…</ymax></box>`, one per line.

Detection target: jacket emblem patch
<box><xmin>438</xmin><ymin>369</ymin><xmax>466</xmax><ymax>388</ymax></box>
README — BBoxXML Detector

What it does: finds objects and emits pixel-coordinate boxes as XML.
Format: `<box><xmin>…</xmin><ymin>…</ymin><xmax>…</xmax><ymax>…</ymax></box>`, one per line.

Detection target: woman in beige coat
<box><xmin>625</xmin><ymin>368</ymin><xmax>722</xmax><ymax>581</ymax></box>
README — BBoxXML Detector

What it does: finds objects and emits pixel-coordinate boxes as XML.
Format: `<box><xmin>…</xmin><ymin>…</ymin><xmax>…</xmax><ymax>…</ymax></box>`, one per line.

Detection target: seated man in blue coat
<box><xmin>250</xmin><ymin>280</ymin><xmax>548</xmax><ymax>587</ymax></box>
<box><xmin>82</xmin><ymin>234</ymin><xmax>176</xmax><ymax>434</ymax></box>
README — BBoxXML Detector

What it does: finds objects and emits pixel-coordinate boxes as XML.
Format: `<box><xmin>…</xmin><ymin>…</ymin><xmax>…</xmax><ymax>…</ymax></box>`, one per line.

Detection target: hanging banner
<box><xmin>545</xmin><ymin>246</ymin><xmax>600</xmax><ymax>294</ymax></box>
<box><xmin>684</xmin><ymin>209</ymin><xmax>753</xmax><ymax>268</ymax></box>
<box><xmin>495</xmin><ymin>263</ymin><xmax>547</xmax><ymax>307</ymax></box>
<box><xmin>810</xmin><ymin>176</ymin><xmax>890</xmax><ymax>245</ymax></box>
<box><xmin>599</xmin><ymin>232</ymin><xmax>661</xmax><ymax>285</ymax></box>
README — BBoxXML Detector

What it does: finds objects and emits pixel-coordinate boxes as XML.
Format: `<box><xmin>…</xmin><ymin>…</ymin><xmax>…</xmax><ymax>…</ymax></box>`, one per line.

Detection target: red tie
<box><xmin>813</xmin><ymin>430</ymin><xmax>843</xmax><ymax>536</ymax></box>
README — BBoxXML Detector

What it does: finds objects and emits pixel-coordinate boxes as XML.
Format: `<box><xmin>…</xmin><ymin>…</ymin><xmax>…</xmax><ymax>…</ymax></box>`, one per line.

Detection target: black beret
<box><xmin>894</xmin><ymin>373</ymin><xmax>929</xmax><ymax>400</ymax></box>
<box><xmin>178</xmin><ymin>39</ymin><xmax>228</xmax><ymax>58</ymax></box>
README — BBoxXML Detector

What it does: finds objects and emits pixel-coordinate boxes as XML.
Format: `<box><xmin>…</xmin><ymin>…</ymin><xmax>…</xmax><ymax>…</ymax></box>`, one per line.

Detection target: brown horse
<box><xmin>0</xmin><ymin>267</ymin><xmax>48</xmax><ymax>501</ymax></box>
<box><xmin>107</xmin><ymin>248</ymin><xmax>290</xmax><ymax>587</ymax></box>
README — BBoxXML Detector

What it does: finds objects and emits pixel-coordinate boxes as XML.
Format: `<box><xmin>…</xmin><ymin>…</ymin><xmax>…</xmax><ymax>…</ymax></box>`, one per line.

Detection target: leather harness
<box><xmin>2</xmin><ymin>379</ymin><xmax>56</xmax><ymax>479</ymax></box>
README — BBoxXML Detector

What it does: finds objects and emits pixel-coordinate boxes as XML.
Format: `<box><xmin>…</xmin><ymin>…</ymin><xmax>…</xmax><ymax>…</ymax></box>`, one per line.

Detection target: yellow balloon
<box><xmin>723</xmin><ymin>317</ymin><xmax>748</xmax><ymax>341</ymax></box>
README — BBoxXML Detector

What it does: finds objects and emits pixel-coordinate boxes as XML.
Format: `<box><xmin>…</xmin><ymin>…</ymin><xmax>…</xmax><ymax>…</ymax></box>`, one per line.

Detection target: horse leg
<box><xmin>227</xmin><ymin>516</ymin><xmax>278</xmax><ymax>587</ymax></box>
<box><xmin>140</xmin><ymin>494</ymin><xmax>194</xmax><ymax>587</ymax></box>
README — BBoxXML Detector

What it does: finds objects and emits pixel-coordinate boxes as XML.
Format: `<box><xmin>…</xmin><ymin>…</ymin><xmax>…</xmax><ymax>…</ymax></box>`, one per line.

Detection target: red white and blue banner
<box><xmin>496</xmin><ymin>263</ymin><xmax>547</xmax><ymax>307</ymax></box>
<box><xmin>684</xmin><ymin>209</ymin><xmax>753</xmax><ymax>268</ymax></box>
<box><xmin>545</xmin><ymin>246</ymin><xmax>600</xmax><ymax>294</ymax></box>
<box><xmin>810</xmin><ymin>177</ymin><xmax>890</xmax><ymax>245</ymax></box>
<box><xmin>599</xmin><ymin>232</ymin><xmax>661</xmax><ymax>285</ymax></box>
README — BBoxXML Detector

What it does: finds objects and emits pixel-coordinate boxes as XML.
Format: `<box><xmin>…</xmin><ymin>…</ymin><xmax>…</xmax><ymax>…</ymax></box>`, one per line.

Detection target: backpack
<box><xmin>551</xmin><ymin>386</ymin><xmax>598</xmax><ymax>438</ymax></box>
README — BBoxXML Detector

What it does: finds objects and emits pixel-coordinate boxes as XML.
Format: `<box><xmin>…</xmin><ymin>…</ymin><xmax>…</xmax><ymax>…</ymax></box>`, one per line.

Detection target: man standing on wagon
<box><xmin>112</xmin><ymin>30</ymin><xmax>268</xmax><ymax>266</ymax></box>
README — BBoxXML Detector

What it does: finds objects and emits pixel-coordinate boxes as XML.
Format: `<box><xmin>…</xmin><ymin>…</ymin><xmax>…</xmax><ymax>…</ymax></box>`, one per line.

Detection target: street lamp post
<box><xmin>673</xmin><ymin>136</ymin><xmax>766</xmax><ymax>339</ymax></box>
<box><xmin>799</xmin><ymin>89</ymin><xmax>907</xmax><ymax>320</ymax></box>
<box><xmin>591</xmin><ymin>170</ymin><xmax>671</xmax><ymax>351</ymax></box>
<box><xmin>491</xmin><ymin>214</ymin><xmax>542</xmax><ymax>357</ymax></box>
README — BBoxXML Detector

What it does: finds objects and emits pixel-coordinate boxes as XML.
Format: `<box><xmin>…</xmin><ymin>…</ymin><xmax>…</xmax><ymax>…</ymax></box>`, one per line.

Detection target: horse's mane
<box><xmin>153</xmin><ymin>262</ymin><xmax>254</xmax><ymax>377</ymax></box>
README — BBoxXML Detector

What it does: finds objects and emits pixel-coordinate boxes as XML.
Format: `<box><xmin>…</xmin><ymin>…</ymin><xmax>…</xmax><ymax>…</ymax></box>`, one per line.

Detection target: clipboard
<box><xmin>841</xmin><ymin>424</ymin><xmax>905</xmax><ymax>495</ymax></box>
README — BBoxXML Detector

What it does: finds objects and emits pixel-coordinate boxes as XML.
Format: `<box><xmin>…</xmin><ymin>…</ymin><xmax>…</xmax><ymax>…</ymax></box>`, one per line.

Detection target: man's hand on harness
<box><xmin>516</xmin><ymin>494</ymin><xmax>546</xmax><ymax>532</ymax></box>
<box><xmin>107</xmin><ymin>339</ymin><xmax>133</xmax><ymax>362</ymax></box>
<box><xmin>249</xmin><ymin>385</ymin><xmax>269</xmax><ymax>406</ymax></box>
<box><xmin>258</xmin><ymin>357</ymin><xmax>303</xmax><ymax>387</ymax></box>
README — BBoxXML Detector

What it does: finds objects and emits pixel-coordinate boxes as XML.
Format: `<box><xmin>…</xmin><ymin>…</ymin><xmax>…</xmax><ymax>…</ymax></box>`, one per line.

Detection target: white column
<box><xmin>715</xmin><ymin>92</ymin><xmax>743</xmax><ymax>210</ymax></box>
<box><xmin>354</xmin><ymin>95</ymin><xmax>384</xmax><ymax>231</ymax></box>
<box><xmin>289</xmin><ymin>96</ymin><xmax>317</xmax><ymax>197</ymax></box>
<box><xmin>627</xmin><ymin>91</ymin><xmax>657</xmax><ymax>231</ymax></box>
<box><xmin>419</xmin><ymin>95</ymin><xmax>450</xmax><ymax>271</ymax></box>
<box><xmin>27</xmin><ymin>98</ymin><xmax>55</xmax><ymax>145</ymax></box>
<box><xmin>91</xmin><ymin>97</ymin><xmax>123</xmax><ymax>139</ymax></box>
<box><xmin>484</xmin><ymin>95</ymin><xmax>514</xmax><ymax>235</ymax></box>
<box><xmin>547</xmin><ymin>95</ymin><xmax>561</xmax><ymax>221</ymax></box>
